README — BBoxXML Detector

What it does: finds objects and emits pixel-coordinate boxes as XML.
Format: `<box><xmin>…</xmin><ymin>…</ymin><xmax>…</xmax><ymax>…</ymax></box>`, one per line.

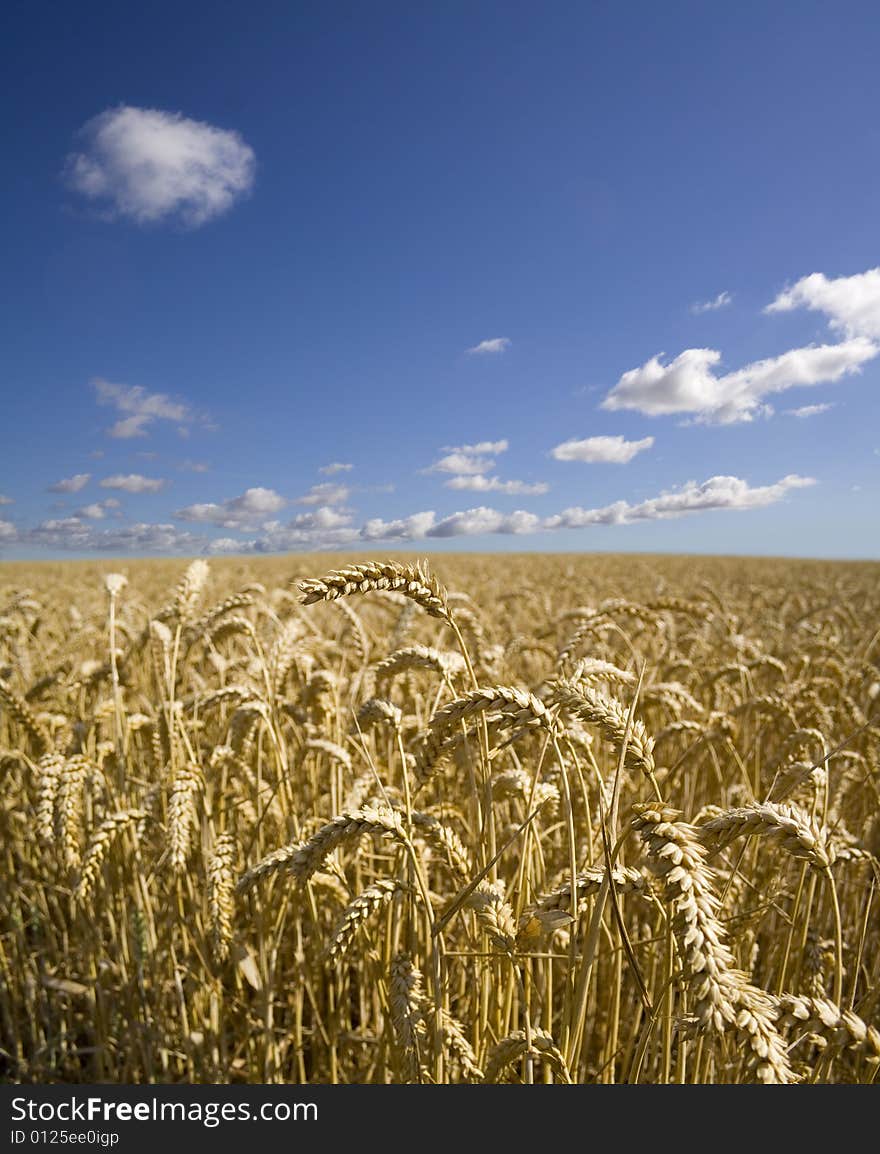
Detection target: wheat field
<box><xmin>1</xmin><ymin>552</ymin><xmax>878</xmax><ymax>1085</ymax></box>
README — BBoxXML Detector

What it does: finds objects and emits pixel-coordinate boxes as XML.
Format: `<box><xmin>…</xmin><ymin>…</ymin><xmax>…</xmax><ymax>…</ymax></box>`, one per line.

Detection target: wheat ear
<box><xmin>237</xmin><ymin>804</ymin><xmax>407</xmax><ymax>895</ymax></box>
<box><xmin>300</xmin><ymin>560</ymin><xmax>451</xmax><ymax>624</ymax></box>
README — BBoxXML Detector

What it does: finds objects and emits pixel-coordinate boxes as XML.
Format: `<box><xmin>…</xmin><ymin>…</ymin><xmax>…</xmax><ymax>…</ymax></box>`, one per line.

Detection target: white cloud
<box><xmin>433</xmin><ymin>447</ymin><xmax>495</xmax><ymax>470</ymax></box>
<box><xmin>179</xmin><ymin>460</ymin><xmax>210</xmax><ymax>472</ymax></box>
<box><xmin>424</xmin><ymin>440</ymin><xmax>546</xmax><ymax>496</ymax></box>
<box><xmin>551</xmin><ymin>435</ymin><xmax>654</xmax><ymax>464</ymax></box>
<box><xmin>601</xmin><ymin>340</ymin><xmax>877</xmax><ymax>424</ymax></box>
<box><xmin>110</xmin><ymin>415</ymin><xmax>152</xmax><ymax>439</ymax></box>
<box><xmin>175</xmin><ymin>486</ymin><xmax>285</xmax><ymax>528</ymax></box>
<box><xmin>427</xmin><ymin>452</ymin><xmax>494</xmax><ymax>476</ymax></box>
<box><xmin>76</xmin><ymin>498</ymin><xmax>122</xmax><ymax>520</ymax></box>
<box><xmin>25</xmin><ymin>518</ymin><xmax>202</xmax><ymax>553</ymax></box>
<box><xmin>426</xmin><ymin>440</ymin><xmax>509</xmax><ymax>476</ymax></box>
<box><xmin>466</xmin><ymin>338</ymin><xmax>510</xmax><ymax>355</ymax></box>
<box><xmin>319</xmin><ymin>462</ymin><xmax>353</xmax><ymax>475</ymax></box>
<box><xmin>445</xmin><ymin>474</ymin><xmax>549</xmax><ymax>495</ymax></box>
<box><xmin>206</xmin><ymin>538</ymin><xmax>247</xmax><ymax>554</ymax></box>
<box><xmin>449</xmin><ymin>440</ymin><xmax>509</xmax><ymax>455</ymax></box>
<box><xmin>218</xmin><ymin>506</ymin><xmax>361</xmax><ymax>553</ymax></box>
<box><xmin>766</xmin><ymin>268</ymin><xmax>880</xmax><ymax>340</ymax></box>
<box><xmin>356</xmin><ymin>473</ymin><xmax>814</xmax><ymax>544</ymax></box>
<box><xmin>296</xmin><ymin>482</ymin><xmax>350</xmax><ymax>506</ymax></box>
<box><xmin>27</xmin><ymin>469</ymin><xmax>810</xmax><ymax>556</ymax></box>
<box><xmin>361</xmin><ymin>510</ymin><xmax>438</xmax><ymax>541</ymax></box>
<box><xmin>48</xmin><ymin>473</ymin><xmax>91</xmax><ymax>494</ymax></box>
<box><xmin>786</xmin><ymin>403</ymin><xmax>834</xmax><ymax>418</ymax></box>
<box><xmin>77</xmin><ymin>503</ymin><xmax>107</xmax><ymax>520</ymax></box>
<box><xmin>0</xmin><ymin>494</ymin><xmax>12</xmax><ymax>505</ymax></box>
<box><xmin>66</xmin><ymin>106</ymin><xmax>255</xmax><ymax>227</ymax></box>
<box><xmin>100</xmin><ymin>474</ymin><xmax>167</xmax><ymax>493</ymax></box>
<box><xmin>287</xmin><ymin>507</ymin><xmax>352</xmax><ymax>532</ymax></box>
<box><xmin>94</xmin><ymin>378</ymin><xmax>198</xmax><ymax>439</ymax></box>
<box><xmin>690</xmin><ymin>291</ymin><xmax>732</xmax><ymax>315</ymax></box>
<box><xmin>428</xmin><ymin>507</ymin><xmax>542</xmax><ymax>537</ymax></box>
<box><xmin>544</xmin><ymin>474</ymin><xmax>814</xmax><ymax>528</ymax></box>
<box><xmin>0</xmin><ymin>520</ymin><xmax>16</xmax><ymax>541</ymax></box>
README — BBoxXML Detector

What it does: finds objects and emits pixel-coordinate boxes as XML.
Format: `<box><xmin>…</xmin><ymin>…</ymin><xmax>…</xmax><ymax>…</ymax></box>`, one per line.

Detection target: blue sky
<box><xmin>2</xmin><ymin>0</ymin><xmax>879</xmax><ymax>560</ymax></box>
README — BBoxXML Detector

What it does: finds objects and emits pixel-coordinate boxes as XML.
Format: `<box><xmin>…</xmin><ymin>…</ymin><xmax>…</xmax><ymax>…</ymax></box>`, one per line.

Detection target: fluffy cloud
<box><xmin>766</xmin><ymin>268</ymin><xmax>880</xmax><ymax>340</ymax></box>
<box><xmin>17</xmin><ymin>468</ymin><xmax>814</xmax><ymax>556</ymax></box>
<box><xmin>48</xmin><ymin>473</ymin><xmax>91</xmax><ymax>493</ymax></box>
<box><xmin>445</xmin><ymin>474</ymin><xmax>549</xmax><ymax>494</ymax></box>
<box><xmin>429</xmin><ymin>452</ymin><xmax>492</xmax><ymax>475</ymax></box>
<box><xmin>24</xmin><ymin>518</ymin><xmax>201</xmax><ymax>553</ymax></box>
<box><xmin>100</xmin><ymin>474</ymin><xmax>167</xmax><ymax>493</ymax></box>
<box><xmin>296</xmin><ymin>482</ymin><xmax>350</xmax><ymax>506</ymax></box>
<box><xmin>111</xmin><ymin>416</ymin><xmax>152</xmax><ymax>438</ymax></box>
<box><xmin>358</xmin><ymin>508</ymin><xmax>540</xmax><ymax>540</ymax></box>
<box><xmin>428</xmin><ymin>507</ymin><xmax>541</xmax><ymax>537</ymax></box>
<box><xmin>424</xmin><ymin>439</ymin><xmax>542</xmax><ymax>493</ymax></box>
<box><xmin>426</xmin><ymin>440</ymin><xmax>509</xmax><ymax>475</ymax></box>
<box><xmin>691</xmin><ymin>291</ymin><xmax>732</xmax><ymax>314</ymax></box>
<box><xmin>66</xmin><ymin>106</ymin><xmax>255</xmax><ymax>227</ymax></box>
<box><xmin>544</xmin><ymin>474</ymin><xmax>814</xmax><ymax>529</ymax></box>
<box><xmin>0</xmin><ymin>520</ymin><xmax>16</xmax><ymax>541</ymax></box>
<box><xmin>94</xmin><ymin>378</ymin><xmax>197</xmax><ymax>438</ymax></box>
<box><xmin>454</xmin><ymin>440</ymin><xmax>509</xmax><ymax>455</ymax></box>
<box><xmin>466</xmin><ymin>338</ymin><xmax>510</xmax><ymax>355</ymax></box>
<box><xmin>361</xmin><ymin>510</ymin><xmax>438</xmax><ymax>541</ymax></box>
<box><xmin>286</xmin><ymin>507</ymin><xmax>353</xmax><ymax>532</ymax></box>
<box><xmin>76</xmin><ymin>503</ymin><xmax>122</xmax><ymax>526</ymax></box>
<box><xmin>214</xmin><ymin>506</ymin><xmax>361</xmax><ymax>553</ymax></box>
<box><xmin>601</xmin><ymin>340</ymin><xmax>877</xmax><ymax>424</ymax></box>
<box><xmin>175</xmin><ymin>486</ymin><xmax>286</xmax><ymax>528</ymax></box>
<box><xmin>787</xmin><ymin>403</ymin><xmax>834</xmax><ymax>418</ymax></box>
<box><xmin>551</xmin><ymin>435</ymin><xmax>654</xmax><ymax>464</ymax></box>
<box><xmin>0</xmin><ymin>494</ymin><xmax>13</xmax><ymax>505</ymax></box>
<box><xmin>356</xmin><ymin>473</ymin><xmax>814</xmax><ymax>545</ymax></box>
<box><xmin>77</xmin><ymin>501</ymin><xmax>116</xmax><ymax>519</ymax></box>
<box><xmin>319</xmin><ymin>462</ymin><xmax>353</xmax><ymax>475</ymax></box>
<box><xmin>206</xmin><ymin>538</ymin><xmax>247</xmax><ymax>554</ymax></box>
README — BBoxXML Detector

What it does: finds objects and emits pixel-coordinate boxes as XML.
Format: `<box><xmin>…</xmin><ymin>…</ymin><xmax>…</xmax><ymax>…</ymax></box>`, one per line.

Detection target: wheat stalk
<box><xmin>300</xmin><ymin>560</ymin><xmax>451</xmax><ymax>624</ymax></box>
<box><xmin>372</xmin><ymin>645</ymin><xmax>465</xmax><ymax>686</ymax></box>
<box><xmin>208</xmin><ymin>833</ymin><xmax>237</xmax><ymax>962</ymax></box>
<box><xmin>168</xmin><ymin>762</ymin><xmax>203</xmax><ymax>873</ymax></box>
<box><xmin>697</xmin><ymin>802</ymin><xmax>835</xmax><ymax>870</ymax></box>
<box><xmin>632</xmin><ymin>802</ymin><xmax>794</xmax><ymax>1083</ymax></box>
<box><xmin>75</xmin><ymin>809</ymin><xmax>144</xmax><ymax>905</ymax></box>
<box><xmin>327</xmin><ymin>879</ymin><xmax>405</xmax><ymax>961</ymax></box>
<box><xmin>237</xmin><ymin>804</ymin><xmax>407</xmax><ymax>894</ymax></box>
<box><xmin>484</xmin><ymin>1028</ymin><xmax>572</xmax><ymax>1084</ymax></box>
<box><xmin>465</xmin><ymin>879</ymin><xmax>517</xmax><ymax>952</ymax></box>
<box><xmin>551</xmin><ymin>679</ymin><xmax>656</xmax><ymax>778</ymax></box>
<box><xmin>56</xmin><ymin>755</ymin><xmax>93</xmax><ymax>872</ymax></box>
<box><xmin>0</xmin><ymin>679</ymin><xmax>52</xmax><ymax>754</ymax></box>
<box><xmin>774</xmin><ymin>994</ymin><xmax>880</xmax><ymax>1066</ymax></box>
<box><xmin>35</xmin><ymin>752</ymin><xmax>64</xmax><ymax>844</ymax></box>
<box><xmin>388</xmin><ymin>952</ymin><xmax>428</xmax><ymax>1084</ymax></box>
<box><xmin>416</xmin><ymin>685</ymin><xmax>557</xmax><ymax>782</ymax></box>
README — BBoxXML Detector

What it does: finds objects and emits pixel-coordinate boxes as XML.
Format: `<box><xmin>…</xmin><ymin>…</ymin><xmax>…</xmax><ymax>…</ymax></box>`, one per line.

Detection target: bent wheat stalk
<box><xmin>632</xmin><ymin>802</ymin><xmax>794</xmax><ymax>1084</ymax></box>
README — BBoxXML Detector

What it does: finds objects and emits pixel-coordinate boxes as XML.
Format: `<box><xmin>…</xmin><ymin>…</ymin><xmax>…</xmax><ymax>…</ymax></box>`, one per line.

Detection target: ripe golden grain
<box><xmin>1</xmin><ymin>551</ymin><xmax>877</xmax><ymax>1085</ymax></box>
